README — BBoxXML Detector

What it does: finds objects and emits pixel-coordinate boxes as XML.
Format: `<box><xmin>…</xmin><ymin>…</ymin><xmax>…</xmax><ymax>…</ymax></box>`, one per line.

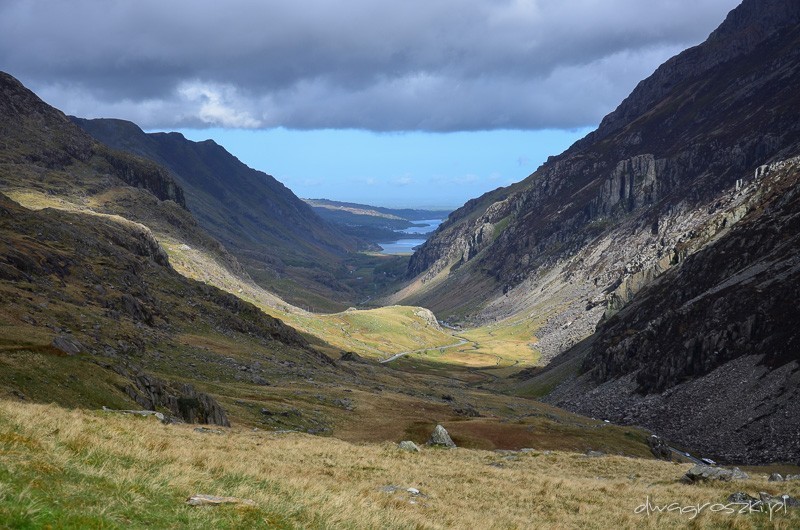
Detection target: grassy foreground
<box><xmin>1</xmin><ymin>401</ymin><xmax>798</xmax><ymax>529</ymax></box>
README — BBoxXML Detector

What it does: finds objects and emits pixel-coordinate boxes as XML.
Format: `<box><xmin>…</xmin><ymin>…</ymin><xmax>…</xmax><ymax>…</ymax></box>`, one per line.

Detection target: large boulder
<box><xmin>398</xmin><ymin>441</ymin><xmax>421</xmax><ymax>453</ymax></box>
<box><xmin>647</xmin><ymin>435</ymin><xmax>672</xmax><ymax>461</ymax></box>
<box><xmin>683</xmin><ymin>464</ymin><xmax>748</xmax><ymax>483</ymax></box>
<box><xmin>427</xmin><ymin>424</ymin><xmax>456</xmax><ymax>448</ymax></box>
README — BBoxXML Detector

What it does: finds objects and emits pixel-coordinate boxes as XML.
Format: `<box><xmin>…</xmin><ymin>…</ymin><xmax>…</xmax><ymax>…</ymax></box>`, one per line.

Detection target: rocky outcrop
<box><xmin>99</xmin><ymin>149</ymin><xmax>185</xmax><ymax>206</ymax></box>
<box><xmin>113</xmin><ymin>365</ymin><xmax>230</xmax><ymax>426</ymax></box>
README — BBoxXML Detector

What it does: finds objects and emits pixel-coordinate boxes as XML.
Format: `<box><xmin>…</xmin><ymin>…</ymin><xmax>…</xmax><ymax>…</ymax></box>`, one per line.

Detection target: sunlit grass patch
<box><xmin>1</xmin><ymin>401</ymin><xmax>797</xmax><ymax>529</ymax></box>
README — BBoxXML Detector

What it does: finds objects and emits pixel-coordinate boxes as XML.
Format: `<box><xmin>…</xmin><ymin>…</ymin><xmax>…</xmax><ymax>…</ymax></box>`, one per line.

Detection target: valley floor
<box><xmin>1</xmin><ymin>401</ymin><xmax>798</xmax><ymax>529</ymax></box>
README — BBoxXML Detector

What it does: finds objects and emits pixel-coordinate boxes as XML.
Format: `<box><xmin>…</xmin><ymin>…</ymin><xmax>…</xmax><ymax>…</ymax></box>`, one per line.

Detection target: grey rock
<box><xmin>398</xmin><ymin>441</ymin><xmax>421</xmax><ymax>453</ymax></box>
<box><xmin>647</xmin><ymin>435</ymin><xmax>672</xmax><ymax>461</ymax></box>
<box><xmin>453</xmin><ymin>404</ymin><xmax>480</xmax><ymax>417</ymax></box>
<box><xmin>251</xmin><ymin>375</ymin><xmax>270</xmax><ymax>386</ymax></box>
<box><xmin>727</xmin><ymin>492</ymin><xmax>758</xmax><ymax>504</ymax></box>
<box><xmin>51</xmin><ymin>336</ymin><xmax>82</xmax><ymax>356</ymax></box>
<box><xmin>333</xmin><ymin>398</ymin><xmax>354</xmax><ymax>411</ymax></box>
<box><xmin>683</xmin><ymin>464</ymin><xmax>749</xmax><ymax>483</ymax></box>
<box><xmin>186</xmin><ymin>494</ymin><xmax>256</xmax><ymax>507</ymax></box>
<box><xmin>194</xmin><ymin>427</ymin><xmax>225</xmax><ymax>434</ymax></box>
<box><xmin>768</xmin><ymin>473</ymin><xmax>784</xmax><ymax>482</ymax></box>
<box><xmin>427</xmin><ymin>424</ymin><xmax>456</xmax><ymax>448</ymax></box>
<box><xmin>585</xmin><ymin>450</ymin><xmax>605</xmax><ymax>458</ymax></box>
<box><xmin>101</xmin><ymin>406</ymin><xmax>166</xmax><ymax>423</ymax></box>
<box><xmin>759</xmin><ymin>492</ymin><xmax>800</xmax><ymax>508</ymax></box>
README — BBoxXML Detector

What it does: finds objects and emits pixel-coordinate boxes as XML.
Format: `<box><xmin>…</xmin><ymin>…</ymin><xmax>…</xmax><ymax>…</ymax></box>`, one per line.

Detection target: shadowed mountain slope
<box><xmin>72</xmin><ymin>117</ymin><xmax>373</xmax><ymax>309</ymax></box>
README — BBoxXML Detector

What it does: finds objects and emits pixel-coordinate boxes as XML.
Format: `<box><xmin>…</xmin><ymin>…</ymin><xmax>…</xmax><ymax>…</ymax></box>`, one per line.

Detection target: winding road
<box><xmin>378</xmin><ymin>338</ymin><xmax>469</xmax><ymax>363</ymax></box>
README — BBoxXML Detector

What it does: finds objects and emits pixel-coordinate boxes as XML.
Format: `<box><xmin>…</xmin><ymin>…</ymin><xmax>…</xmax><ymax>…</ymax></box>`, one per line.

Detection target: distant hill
<box><xmin>305</xmin><ymin>198</ymin><xmax>450</xmax><ymax>221</ymax></box>
<box><xmin>72</xmin><ymin>118</ymin><xmax>373</xmax><ymax>309</ymax></box>
<box><xmin>305</xmin><ymin>198</ymin><xmax>451</xmax><ymax>244</ymax></box>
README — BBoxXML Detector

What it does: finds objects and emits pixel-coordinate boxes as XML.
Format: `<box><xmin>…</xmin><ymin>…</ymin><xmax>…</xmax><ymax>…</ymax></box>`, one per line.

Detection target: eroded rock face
<box><xmin>114</xmin><ymin>366</ymin><xmax>230</xmax><ymax>427</ymax></box>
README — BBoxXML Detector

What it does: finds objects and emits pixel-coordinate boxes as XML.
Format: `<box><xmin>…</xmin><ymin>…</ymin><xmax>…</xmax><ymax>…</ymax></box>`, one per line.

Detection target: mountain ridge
<box><xmin>396</xmin><ymin>0</ymin><xmax>800</xmax><ymax>463</ymax></box>
<box><xmin>72</xmin><ymin>117</ymin><xmax>373</xmax><ymax>309</ymax></box>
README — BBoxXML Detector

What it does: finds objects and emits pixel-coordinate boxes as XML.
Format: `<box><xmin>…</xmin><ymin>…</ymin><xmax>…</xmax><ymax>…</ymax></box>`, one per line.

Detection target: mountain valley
<box><xmin>1</xmin><ymin>0</ymin><xmax>799</xmax><ymax>527</ymax></box>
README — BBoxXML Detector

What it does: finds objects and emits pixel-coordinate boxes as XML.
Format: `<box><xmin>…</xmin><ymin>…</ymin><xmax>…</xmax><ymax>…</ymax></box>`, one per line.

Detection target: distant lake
<box><xmin>379</xmin><ymin>219</ymin><xmax>443</xmax><ymax>255</ymax></box>
<box><xmin>401</xmin><ymin>219</ymin><xmax>444</xmax><ymax>234</ymax></box>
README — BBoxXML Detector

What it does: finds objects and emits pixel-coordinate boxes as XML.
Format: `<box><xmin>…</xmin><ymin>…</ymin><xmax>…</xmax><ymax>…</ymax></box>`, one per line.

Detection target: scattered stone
<box><xmin>186</xmin><ymin>494</ymin><xmax>256</xmax><ymax>507</ymax></box>
<box><xmin>251</xmin><ymin>375</ymin><xmax>270</xmax><ymax>386</ymax></box>
<box><xmin>453</xmin><ymin>404</ymin><xmax>480</xmax><ymax>417</ymax></box>
<box><xmin>407</xmin><ymin>488</ymin><xmax>420</xmax><ymax>496</ymax></box>
<box><xmin>398</xmin><ymin>441</ymin><xmax>421</xmax><ymax>453</ymax></box>
<box><xmin>647</xmin><ymin>435</ymin><xmax>672</xmax><ymax>461</ymax></box>
<box><xmin>333</xmin><ymin>398</ymin><xmax>354</xmax><ymax>411</ymax></box>
<box><xmin>101</xmin><ymin>406</ymin><xmax>166</xmax><ymax>423</ymax></box>
<box><xmin>727</xmin><ymin>492</ymin><xmax>759</xmax><ymax>503</ymax></box>
<box><xmin>759</xmin><ymin>492</ymin><xmax>800</xmax><ymax>508</ymax></box>
<box><xmin>339</xmin><ymin>351</ymin><xmax>367</xmax><ymax>363</ymax></box>
<box><xmin>51</xmin><ymin>335</ymin><xmax>82</xmax><ymax>356</ymax></box>
<box><xmin>787</xmin><ymin>474</ymin><xmax>800</xmax><ymax>481</ymax></box>
<box><xmin>769</xmin><ymin>473</ymin><xmax>784</xmax><ymax>482</ymax></box>
<box><xmin>380</xmin><ymin>485</ymin><xmax>400</xmax><ymax>494</ymax></box>
<box><xmin>683</xmin><ymin>464</ymin><xmax>749</xmax><ymax>483</ymax></box>
<box><xmin>585</xmin><ymin>451</ymin><xmax>604</xmax><ymax>458</ymax></box>
<box><xmin>194</xmin><ymin>427</ymin><xmax>225</xmax><ymax>434</ymax></box>
<box><xmin>427</xmin><ymin>424</ymin><xmax>456</xmax><ymax>448</ymax></box>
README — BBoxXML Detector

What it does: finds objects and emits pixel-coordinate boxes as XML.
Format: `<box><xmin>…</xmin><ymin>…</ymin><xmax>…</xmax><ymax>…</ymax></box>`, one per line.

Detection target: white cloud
<box><xmin>178</xmin><ymin>81</ymin><xmax>261</xmax><ymax>128</ymax></box>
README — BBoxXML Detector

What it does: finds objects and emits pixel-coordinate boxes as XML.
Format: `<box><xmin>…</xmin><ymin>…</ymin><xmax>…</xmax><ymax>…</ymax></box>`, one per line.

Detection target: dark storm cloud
<box><xmin>0</xmin><ymin>0</ymin><xmax>741</xmax><ymax>131</ymax></box>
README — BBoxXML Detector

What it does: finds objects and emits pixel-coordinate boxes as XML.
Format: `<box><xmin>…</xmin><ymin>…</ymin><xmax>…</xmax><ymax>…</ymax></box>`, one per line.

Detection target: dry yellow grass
<box><xmin>1</xmin><ymin>401</ymin><xmax>798</xmax><ymax>529</ymax></box>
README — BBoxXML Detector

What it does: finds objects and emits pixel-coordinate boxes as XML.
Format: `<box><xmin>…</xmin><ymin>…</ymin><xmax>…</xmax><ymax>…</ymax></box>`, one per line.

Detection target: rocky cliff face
<box><xmin>401</xmin><ymin>0</ymin><xmax>800</xmax><ymax>462</ymax></box>
<box><xmin>401</xmin><ymin>0</ymin><xmax>800</xmax><ymax>340</ymax></box>
<box><xmin>541</xmin><ymin>157</ymin><xmax>800</xmax><ymax>464</ymax></box>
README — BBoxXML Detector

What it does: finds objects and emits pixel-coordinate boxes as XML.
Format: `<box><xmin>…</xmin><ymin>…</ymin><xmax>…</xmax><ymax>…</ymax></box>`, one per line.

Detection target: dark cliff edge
<box><xmin>539</xmin><ymin>158</ymin><xmax>800</xmax><ymax>464</ymax></box>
